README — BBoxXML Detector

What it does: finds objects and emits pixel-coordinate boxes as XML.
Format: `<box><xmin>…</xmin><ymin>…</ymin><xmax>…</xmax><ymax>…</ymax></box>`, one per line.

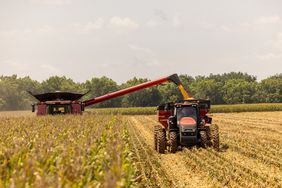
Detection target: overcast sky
<box><xmin>0</xmin><ymin>0</ymin><xmax>281</xmax><ymax>83</ymax></box>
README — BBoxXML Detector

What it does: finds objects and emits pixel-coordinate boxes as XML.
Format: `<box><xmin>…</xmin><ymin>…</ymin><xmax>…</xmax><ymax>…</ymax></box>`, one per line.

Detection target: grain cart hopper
<box><xmin>29</xmin><ymin>74</ymin><xmax>190</xmax><ymax>115</ymax></box>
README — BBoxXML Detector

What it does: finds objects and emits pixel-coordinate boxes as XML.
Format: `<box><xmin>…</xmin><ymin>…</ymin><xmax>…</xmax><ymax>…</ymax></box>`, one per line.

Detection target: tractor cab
<box><xmin>171</xmin><ymin>103</ymin><xmax>200</xmax><ymax>145</ymax></box>
<box><xmin>175</xmin><ymin>104</ymin><xmax>198</xmax><ymax>123</ymax></box>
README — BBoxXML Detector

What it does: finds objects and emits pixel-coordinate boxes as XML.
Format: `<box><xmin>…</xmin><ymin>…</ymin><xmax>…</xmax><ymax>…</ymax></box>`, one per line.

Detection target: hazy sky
<box><xmin>0</xmin><ymin>0</ymin><xmax>282</xmax><ymax>83</ymax></box>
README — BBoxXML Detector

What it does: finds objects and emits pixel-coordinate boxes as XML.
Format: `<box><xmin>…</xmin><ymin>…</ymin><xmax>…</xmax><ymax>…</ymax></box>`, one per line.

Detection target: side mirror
<box><xmin>32</xmin><ymin>104</ymin><xmax>35</xmax><ymax>112</ymax></box>
<box><xmin>168</xmin><ymin>116</ymin><xmax>176</xmax><ymax>124</ymax></box>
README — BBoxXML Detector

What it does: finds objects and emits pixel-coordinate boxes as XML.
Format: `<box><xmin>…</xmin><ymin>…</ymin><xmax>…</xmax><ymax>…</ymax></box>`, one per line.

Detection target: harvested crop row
<box><xmin>126</xmin><ymin>112</ymin><xmax>282</xmax><ymax>187</ymax></box>
<box><xmin>125</xmin><ymin>117</ymin><xmax>175</xmax><ymax>187</ymax></box>
<box><xmin>126</xmin><ymin>116</ymin><xmax>221</xmax><ymax>188</ymax></box>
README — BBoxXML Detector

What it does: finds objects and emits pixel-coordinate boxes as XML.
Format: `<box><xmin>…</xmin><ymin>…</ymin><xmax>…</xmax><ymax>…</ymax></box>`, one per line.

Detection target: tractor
<box><xmin>155</xmin><ymin>99</ymin><xmax>219</xmax><ymax>153</ymax></box>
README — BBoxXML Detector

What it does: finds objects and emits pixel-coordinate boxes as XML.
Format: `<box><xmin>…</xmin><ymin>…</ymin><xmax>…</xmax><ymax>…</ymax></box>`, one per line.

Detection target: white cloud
<box><xmin>172</xmin><ymin>14</ymin><xmax>182</xmax><ymax>27</ymax></box>
<box><xmin>128</xmin><ymin>44</ymin><xmax>153</xmax><ymax>54</ymax></box>
<box><xmin>257</xmin><ymin>53</ymin><xmax>282</xmax><ymax>60</ymax></box>
<box><xmin>0</xmin><ymin>59</ymin><xmax>29</xmax><ymax>71</ymax></box>
<box><xmin>40</xmin><ymin>64</ymin><xmax>62</xmax><ymax>75</ymax></box>
<box><xmin>219</xmin><ymin>25</ymin><xmax>232</xmax><ymax>32</ymax></box>
<box><xmin>203</xmin><ymin>16</ymin><xmax>281</xmax><ymax>33</ymax></box>
<box><xmin>0</xmin><ymin>25</ymin><xmax>57</xmax><ymax>41</ymax></box>
<box><xmin>200</xmin><ymin>22</ymin><xmax>217</xmax><ymax>30</ymax></box>
<box><xmin>256</xmin><ymin>16</ymin><xmax>281</xmax><ymax>24</ymax></box>
<box><xmin>72</xmin><ymin>18</ymin><xmax>104</xmax><ymax>33</ymax></box>
<box><xmin>257</xmin><ymin>32</ymin><xmax>282</xmax><ymax>60</ymax></box>
<box><xmin>29</xmin><ymin>0</ymin><xmax>71</xmax><ymax>5</ymax></box>
<box><xmin>128</xmin><ymin>44</ymin><xmax>160</xmax><ymax>67</ymax></box>
<box><xmin>275</xmin><ymin>32</ymin><xmax>282</xmax><ymax>50</ymax></box>
<box><xmin>109</xmin><ymin>17</ymin><xmax>139</xmax><ymax>29</ymax></box>
<box><xmin>154</xmin><ymin>9</ymin><xmax>168</xmax><ymax>22</ymax></box>
<box><xmin>146</xmin><ymin>20</ymin><xmax>161</xmax><ymax>27</ymax></box>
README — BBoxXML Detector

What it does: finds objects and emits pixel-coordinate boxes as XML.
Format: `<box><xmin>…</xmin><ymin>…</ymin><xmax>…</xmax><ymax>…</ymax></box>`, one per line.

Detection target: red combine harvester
<box><xmin>29</xmin><ymin>74</ymin><xmax>189</xmax><ymax>115</ymax></box>
<box><xmin>29</xmin><ymin>73</ymin><xmax>219</xmax><ymax>152</ymax></box>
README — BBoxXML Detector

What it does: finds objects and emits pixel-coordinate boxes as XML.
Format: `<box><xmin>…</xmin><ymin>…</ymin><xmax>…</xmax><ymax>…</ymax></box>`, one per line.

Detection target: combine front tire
<box><xmin>169</xmin><ymin>132</ymin><xmax>178</xmax><ymax>153</ymax></box>
<box><xmin>207</xmin><ymin>124</ymin><xmax>220</xmax><ymax>151</ymax></box>
<box><xmin>157</xmin><ymin>128</ymin><xmax>166</xmax><ymax>154</ymax></box>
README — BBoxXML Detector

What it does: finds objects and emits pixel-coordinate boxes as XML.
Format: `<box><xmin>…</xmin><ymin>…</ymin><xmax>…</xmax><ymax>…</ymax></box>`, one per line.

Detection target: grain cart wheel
<box><xmin>199</xmin><ymin>131</ymin><xmax>208</xmax><ymax>148</ymax></box>
<box><xmin>208</xmin><ymin>124</ymin><xmax>220</xmax><ymax>151</ymax></box>
<box><xmin>169</xmin><ymin>131</ymin><xmax>178</xmax><ymax>153</ymax></box>
<box><xmin>157</xmin><ymin>128</ymin><xmax>166</xmax><ymax>154</ymax></box>
<box><xmin>154</xmin><ymin>125</ymin><xmax>161</xmax><ymax>150</ymax></box>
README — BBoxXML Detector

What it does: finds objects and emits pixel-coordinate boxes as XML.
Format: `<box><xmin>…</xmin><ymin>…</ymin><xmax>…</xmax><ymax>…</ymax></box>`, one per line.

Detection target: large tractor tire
<box><xmin>169</xmin><ymin>131</ymin><xmax>178</xmax><ymax>153</ymax></box>
<box><xmin>154</xmin><ymin>125</ymin><xmax>161</xmax><ymax>150</ymax></box>
<box><xmin>207</xmin><ymin>124</ymin><xmax>220</xmax><ymax>151</ymax></box>
<box><xmin>157</xmin><ymin>128</ymin><xmax>166</xmax><ymax>154</ymax></box>
<box><xmin>199</xmin><ymin>130</ymin><xmax>209</xmax><ymax>148</ymax></box>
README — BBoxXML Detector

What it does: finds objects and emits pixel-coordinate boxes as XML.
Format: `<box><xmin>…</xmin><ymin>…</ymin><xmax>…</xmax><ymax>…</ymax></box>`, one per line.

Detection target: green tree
<box><xmin>208</xmin><ymin>72</ymin><xmax>257</xmax><ymax>83</ymax></box>
<box><xmin>84</xmin><ymin>76</ymin><xmax>121</xmax><ymax>108</ymax></box>
<box><xmin>121</xmin><ymin>77</ymin><xmax>162</xmax><ymax>107</ymax></box>
<box><xmin>259</xmin><ymin>74</ymin><xmax>282</xmax><ymax>103</ymax></box>
<box><xmin>222</xmin><ymin>79</ymin><xmax>257</xmax><ymax>104</ymax></box>
<box><xmin>190</xmin><ymin>79</ymin><xmax>224</xmax><ymax>104</ymax></box>
<box><xmin>0</xmin><ymin>75</ymin><xmax>26</xmax><ymax>110</ymax></box>
<box><xmin>41</xmin><ymin>76</ymin><xmax>81</xmax><ymax>93</ymax></box>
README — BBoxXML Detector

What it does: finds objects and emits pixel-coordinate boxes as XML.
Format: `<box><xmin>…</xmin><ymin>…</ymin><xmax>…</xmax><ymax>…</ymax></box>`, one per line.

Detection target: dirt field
<box><xmin>125</xmin><ymin>112</ymin><xmax>282</xmax><ymax>187</ymax></box>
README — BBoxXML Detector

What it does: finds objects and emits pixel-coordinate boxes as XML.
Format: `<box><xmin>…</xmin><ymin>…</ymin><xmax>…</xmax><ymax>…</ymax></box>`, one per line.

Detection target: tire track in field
<box><xmin>216</xmin><ymin>118</ymin><xmax>282</xmax><ymax>135</ymax></box>
<box><xmin>189</xmin><ymin>148</ymin><xmax>279</xmax><ymax>187</ymax></box>
<box><xmin>126</xmin><ymin>117</ymin><xmax>175</xmax><ymax>187</ymax></box>
<box><xmin>127</xmin><ymin>116</ymin><xmax>220</xmax><ymax>188</ymax></box>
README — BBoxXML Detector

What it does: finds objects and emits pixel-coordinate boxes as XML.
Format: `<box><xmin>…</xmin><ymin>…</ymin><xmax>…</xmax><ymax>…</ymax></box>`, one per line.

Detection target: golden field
<box><xmin>0</xmin><ymin>110</ymin><xmax>281</xmax><ymax>187</ymax></box>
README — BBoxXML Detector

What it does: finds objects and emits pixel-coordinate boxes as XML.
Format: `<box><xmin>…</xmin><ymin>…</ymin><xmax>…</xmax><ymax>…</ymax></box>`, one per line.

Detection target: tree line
<box><xmin>0</xmin><ymin>72</ymin><xmax>281</xmax><ymax>111</ymax></box>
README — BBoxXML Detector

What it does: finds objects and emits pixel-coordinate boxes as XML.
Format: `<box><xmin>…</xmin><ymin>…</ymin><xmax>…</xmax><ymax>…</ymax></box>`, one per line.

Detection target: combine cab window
<box><xmin>176</xmin><ymin>106</ymin><xmax>197</xmax><ymax>122</ymax></box>
<box><xmin>47</xmin><ymin>105</ymin><xmax>71</xmax><ymax>115</ymax></box>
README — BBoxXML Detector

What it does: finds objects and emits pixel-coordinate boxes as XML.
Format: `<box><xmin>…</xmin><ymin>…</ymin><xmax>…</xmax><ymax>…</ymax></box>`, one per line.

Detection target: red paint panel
<box><xmin>199</xmin><ymin>108</ymin><xmax>208</xmax><ymax>117</ymax></box>
<box><xmin>37</xmin><ymin>104</ymin><xmax>46</xmax><ymax>115</ymax></box>
<box><xmin>179</xmin><ymin>117</ymin><xmax>196</xmax><ymax>126</ymax></box>
<box><xmin>71</xmin><ymin>104</ymin><xmax>82</xmax><ymax>115</ymax></box>
<box><xmin>158</xmin><ymin>109</ymin><xmax>173</xmax><ymax>129</ymax></box>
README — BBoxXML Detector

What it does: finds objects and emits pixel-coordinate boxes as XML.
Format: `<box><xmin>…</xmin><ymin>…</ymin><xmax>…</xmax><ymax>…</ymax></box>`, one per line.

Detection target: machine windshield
<box><xmin>176</xmin><ymin>106</ymin><xmax>197</xmax><ymax>121</ymax></box>
<box><xmin>47</xmin><ymin>105</ymin><xmax>71</xmax><ymax>115</ymax></box>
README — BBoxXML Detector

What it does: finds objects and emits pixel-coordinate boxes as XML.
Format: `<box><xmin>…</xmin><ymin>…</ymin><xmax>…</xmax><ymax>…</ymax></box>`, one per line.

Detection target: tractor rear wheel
<box><xmin>207</xmin><ymin>124</ymin><xmax>219</xmax><ymax>151</ymax></box>
<box><xmin>199</xmin><ymin>131</ymin><xmax>208</xmax><ymax>148</ymax></box>
<box><xmin>154</xmin><ymin>125</ymin><xmax>161</xmax><ymax>150</ymax></box>
<box><xmin>169</xmin><ymin>131</ymin><xmax>178</xmax><ymax>153</ymax></box>
<box><xmin>157</xmin><ymin>128</ymin><xmax>166</xmax><ymax>154</ymax></box>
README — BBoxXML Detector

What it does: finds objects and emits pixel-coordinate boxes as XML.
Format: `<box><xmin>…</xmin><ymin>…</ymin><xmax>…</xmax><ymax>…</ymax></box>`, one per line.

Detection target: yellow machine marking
<box><xmin>177</xmin><ymin>84</ymin><xmax>194</xmax><ymax>100</ymax></box>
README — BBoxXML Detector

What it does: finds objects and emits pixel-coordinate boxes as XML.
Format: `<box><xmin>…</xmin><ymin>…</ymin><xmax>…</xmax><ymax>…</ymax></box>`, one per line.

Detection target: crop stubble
<box><xmin>125</xmin><ymin>112</ymin><xmax>282</xmax><ymax>187</ymax></box>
